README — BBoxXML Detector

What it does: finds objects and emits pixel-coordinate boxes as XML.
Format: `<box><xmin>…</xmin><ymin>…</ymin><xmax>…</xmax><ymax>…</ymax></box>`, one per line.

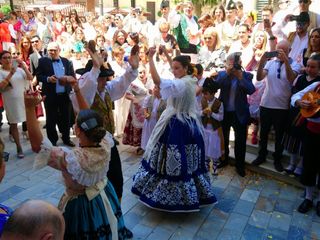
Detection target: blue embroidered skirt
<box><xmin>0</xmin><ymin>204</ymin><xmax>12</xmax><ymax>235</ymax></box>
<box><xmin>63</xmin><ymin>180</ymin><xmax>132</xmax><ymax>240</ymax></box>
<box><xmin>132</xmin><ymin>116</ymin><xmax>217</xmax><ymax>212</ymax></box>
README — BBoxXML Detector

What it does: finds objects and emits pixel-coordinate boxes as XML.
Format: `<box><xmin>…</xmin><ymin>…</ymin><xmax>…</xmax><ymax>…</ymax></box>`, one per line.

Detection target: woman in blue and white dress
<box><xmin>131</xmin><ymin>47</ymin><xmax>217</xmax><ymax>212</ymax></box>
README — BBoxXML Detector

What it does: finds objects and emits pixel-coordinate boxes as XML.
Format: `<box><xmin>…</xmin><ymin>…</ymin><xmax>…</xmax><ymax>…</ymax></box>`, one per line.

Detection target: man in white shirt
<box><xmin>252</xmin><ymin>40</ymin><xmax>301</xmax><ymax>172</ymax></box>
<box><xmin>288</xmin><ymin>12</ymin><xmax>310</xmax><ymax>64</ymax></box>
<box><xmin>71</xmin><ymin>43</ymin><xmax>139</xmax><ymax>200</ymax></box>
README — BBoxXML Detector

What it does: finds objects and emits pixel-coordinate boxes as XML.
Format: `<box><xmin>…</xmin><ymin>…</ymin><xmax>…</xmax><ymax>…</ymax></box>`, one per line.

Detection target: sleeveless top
<box><xmin>90</xmin><ymin>91</ymin><xmax>115</xmax><ymax>134</ymax></box>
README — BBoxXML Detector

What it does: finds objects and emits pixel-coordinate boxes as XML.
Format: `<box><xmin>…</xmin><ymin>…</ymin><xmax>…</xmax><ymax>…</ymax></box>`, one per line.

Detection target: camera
<box><xmin>233</xmin><ymin>52</ymin><xmax>242</xmax><ymax>70</ymax></box>
<box><xmin>289</xmin><ymin>15</ymin><xmax>300</xmax><ymax>21</ymax></box>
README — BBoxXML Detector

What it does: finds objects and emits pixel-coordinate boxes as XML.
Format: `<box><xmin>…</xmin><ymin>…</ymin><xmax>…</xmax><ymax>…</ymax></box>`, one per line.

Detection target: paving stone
<box><xmin>132</xmin><ymin>224</ymin><xmax>153</xmax><ymax>239</ymax></box>
<box><xmin>310</xmin><ymin>222</ymin><xmax>320</xmax><ymax>239</ymax></box>
<box><xmin>139</xmin><ymin>210</ymin><xmax>166</xmax><ymax>228</ymax></box>
<box><xmin>248</xmin><ymin>210</ymin><xmax>271</xmax><ymax>229</ymax></box>
<box><xmin>287</xmin><ymin>225</ymin><xmax>309</xmax><ymax>240</ymax></box>
<box><xmin>262</xmin><ymin>229</ymin><xmax>288</xmax><ymax>240</ymax></box>
<box><xmin>268</xmin><ymin>211</ymin><xmax>291</xmax><ymax>232</ymax></box>
<box><xmin>291</xmin><ymin>211</ymin><xmax>313</xmax><ymax>231</ymax></box>
<box><xmin>145</xmin><ymin>226</ymin><xmax>173</xmax><ymax>240</ymax></box>
<box><xmin>124</xmin><ymin>211</ymin><xmax>142</xmax><ymax>230</ymax></box>
<box><xmin>278</xmin><ymin>185</ymin><xmax>299</xmax><ymax>201</ymax></box>
<box><xmin>217</xmin><ymin>228</ymin><xmax>242</xmax><ymax>240</ymax></box>
<box><xmin>233</xmin><ymin>199</ymin><xmax>255</xmax><ymax>216</ymax></box>
<box><xmin>215</xmin><ymin>197</ymin><xmax>237</xmax><ymax>213</ymax></box>
<box><xmin>224</xmin><ymin>212</ymin><xmax>249</xmax><ymax>233</ymax></box>
<box><xmin>241</xmin><ymin>224</ymin><xmax>265</xmax><ymax>240</ymax></box>
<box><xmin>212</xmin><ymin>175</ymin><xmax>232</xmax><ymax>190</ymax></box>
<box><xmin>0</xmin><ymin>185</ymin><xmax>25</xmax><ymax>202</ymax></box>
<box><xmin>255</xmin><ymin>197</ymin><xmax>276</xmax><ymax>213</ymax></box>
<box><xmin>169</xmin><ymin>227</ymin><xmax>194</xmax><ymax>240</ymax></box>
<box><xmin>274</xmin><ymin>199</ymin><xmax>296</xmax><ymax>215</ymax></box>
<box><xmin>240</xmin><ymin>189</ymin><xmax>260</xmax><ymax>203</ymax></box>
<box><xmin>222</xmin><ymin>185</ymin><xmax>243</xmax><ymax>199</ymax></box>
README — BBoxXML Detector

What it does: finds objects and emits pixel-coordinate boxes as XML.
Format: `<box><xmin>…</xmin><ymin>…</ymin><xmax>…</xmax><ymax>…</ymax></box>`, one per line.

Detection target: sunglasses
<box><xmin>277</xmin><ymin>64</ymin><xmax>282</xmax><ymax>79</ymax></box>
<box><xmin>299</xmin><ymin>0</ymin><xmax>309</xmax><ymax>3</ymax></box>
<box><xmin>31</xmin><ymin>40</ymin><xmax>39</xmax><ymax>43</ymax></box>
<box><xmin>12</xmin><ymin>52</ymin><xmax>20</xmax><ymax>55</ymax></box>
<box><xmin>2</xmin><ymin>56</ymin><xmax>12</xmax><ymax>59</ymax></box>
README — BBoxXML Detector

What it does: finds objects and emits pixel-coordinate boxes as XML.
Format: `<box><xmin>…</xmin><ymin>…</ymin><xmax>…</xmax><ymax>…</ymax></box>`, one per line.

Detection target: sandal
<box><xmin>17</xmin><ymin>148</ymin><xmax>24</xmax><ymax>159</ymax></box>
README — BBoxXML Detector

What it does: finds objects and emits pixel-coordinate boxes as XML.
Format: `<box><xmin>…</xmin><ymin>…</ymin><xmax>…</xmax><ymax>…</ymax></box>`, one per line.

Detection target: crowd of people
<box><xmin>0</xmin><ymin>0</ymin><xmax>320</xmax><ymax>238</ymax></box>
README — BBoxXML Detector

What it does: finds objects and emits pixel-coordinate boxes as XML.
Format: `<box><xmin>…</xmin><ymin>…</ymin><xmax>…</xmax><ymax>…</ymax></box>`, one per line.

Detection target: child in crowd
<box><xmin>201</xmin><ymin>78</ymin><xmax>224</xmax><ymax>175</ymax></box>
<box><xmin>141</xmin><ymin>85</ymin><xmax>166</xmax><ymax>150</ymax></box>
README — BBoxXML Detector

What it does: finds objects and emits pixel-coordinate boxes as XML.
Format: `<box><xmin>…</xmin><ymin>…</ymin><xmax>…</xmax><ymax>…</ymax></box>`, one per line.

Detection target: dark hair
<box><xmin>202</xmin><ymin>77</ymin><xmax>219</xmax><ymax>94</ymax></box>
<box><xmin>129</xmin><ymin>32</ymin><xmax>140</xmax><ymax>45</ymax></box>
<box><xmin>195</xmin><ymin>63</ymin><xmax>204</xmax><ymax>76</ymax></box>
<box><xmin>76</xmin><ymin>109</ymin><xmax>106</xmax><ymax>143</ymax></box>
<box><xmin>172</xmin><ymin>55</ymin><xmax>194</xmax><ymax>75</ymax></box>
<box><xmin>0</xmin><ymin>50</ymin><xmax>11</xmax><ymax>59</ymax></box>
<box><xmin>31</xmin><ymin>35</ymin><xmax>40</xmax><ymax>40</ymax></box>
<box><xmin>309</xmin><ymin>53</ymin><xmax>320</xmax><ymax>67</ymax></box>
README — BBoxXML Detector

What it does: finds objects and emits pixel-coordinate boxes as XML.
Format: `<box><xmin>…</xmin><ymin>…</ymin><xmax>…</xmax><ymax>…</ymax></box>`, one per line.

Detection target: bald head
<box><xmin>276</xmin><ymin>40</ymin><xmax>291</xmax><ymax>55</ymax></box>
<box><xmin>2</xmin><ymin>200</ymin><xmax>65</xmax><ymax>240</ymax></box>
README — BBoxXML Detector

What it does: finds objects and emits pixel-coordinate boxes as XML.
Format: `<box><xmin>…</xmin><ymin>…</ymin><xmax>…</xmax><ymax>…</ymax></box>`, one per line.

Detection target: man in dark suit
<box><xmin>35</xmin><ymin>42</ymin><xmax>75</xmax><ymax>147</ymax></box>
<box><xmin>29</xmin><ymin>35</ymin><xmax>47</xmax><ymax>76</ymax></box>
<box><xmin>215</xmin><ymin>52</ymin><xmax>255</xmax><ymax>177</ymax></box>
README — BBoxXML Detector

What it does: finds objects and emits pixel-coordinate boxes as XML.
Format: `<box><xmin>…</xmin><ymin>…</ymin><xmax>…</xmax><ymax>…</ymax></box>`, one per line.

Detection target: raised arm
<box><xmin>24</xmin><ymin>91</ymin><xmax>44</xmax><ymax>153</ymax></box>
<box><xmin>148</xmin><ymin>47</ymin><xmax>161</xmax><ymax>86</ymax></box>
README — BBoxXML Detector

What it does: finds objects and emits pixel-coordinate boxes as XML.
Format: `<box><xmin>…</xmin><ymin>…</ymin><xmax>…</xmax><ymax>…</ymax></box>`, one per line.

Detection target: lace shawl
<box><xmin>34</xmin><ymin>133</ymin><xmax>114</xmax><ymax>186</ymax></box>
<box><xmin>144</xmin><ymin>75</ymin><xmax>204</xmax><ymax>159</ymax></box>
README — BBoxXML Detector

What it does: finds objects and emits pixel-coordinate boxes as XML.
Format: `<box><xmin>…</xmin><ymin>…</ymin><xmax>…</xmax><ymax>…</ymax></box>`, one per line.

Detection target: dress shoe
<box><xmin>251</xmin><ymin>157</ymin><xmax>266</xmax><ymax>166</ymax></box>
<box><xmin>284</xmin><ymin>164</ymin><xmax>296</xmax><ymax>174</ymax></box>
<box><xmin>274</xmin><ymin>161</ymin><xmax>284</xmax><ymax>172</ymax></box>
<box><xmin>316</xmin><ymin>201</ymin><xmax>320</xmax><ymax>217</ymax></box>
<box><xmin>236</xmin><ymin>167</ymin><xmax>246</xmax><ymax>177</ymax></box>
<box><xmin>298</xmin><ymin>199</ymin><xmax>313</xmax><ymax>214</ymax></box>
<box><xmin>63</xmin><ymin>140</ymin><xmax>75</xmax><ymax>147</ymax></box>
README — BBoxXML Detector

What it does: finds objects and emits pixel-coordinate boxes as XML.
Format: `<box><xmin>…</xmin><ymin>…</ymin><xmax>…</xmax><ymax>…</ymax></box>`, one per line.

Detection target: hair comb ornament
<box><xmin>80</xmin><ymin>118</ymin><xmax>98</xmax><ymax>131</ymax></box>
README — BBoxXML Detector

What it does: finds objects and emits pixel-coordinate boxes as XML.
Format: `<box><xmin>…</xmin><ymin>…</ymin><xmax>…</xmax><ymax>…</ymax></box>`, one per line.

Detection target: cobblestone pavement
<box><xmin>0</xmin><ymin>122</ymin><xmax>319</xmax><ymax>240</ymax></box>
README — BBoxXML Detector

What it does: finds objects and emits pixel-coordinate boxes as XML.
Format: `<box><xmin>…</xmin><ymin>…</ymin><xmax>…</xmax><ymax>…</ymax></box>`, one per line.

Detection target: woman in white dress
<box><xmin>110</xmin><ymin>46</ymin><xmax>131</xmax><ymax>138</ymax></box>
<box><xmin>0</xmin><ymin>51</ymin><xmax>33</xmax><ymax>158</ymax></box>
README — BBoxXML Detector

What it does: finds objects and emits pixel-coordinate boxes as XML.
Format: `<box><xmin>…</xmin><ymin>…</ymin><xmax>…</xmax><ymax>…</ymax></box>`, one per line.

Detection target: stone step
<box><xmin>228</xmin><ymin>141</ymin><xmax>303</xmax><ymax>188</ymax></box>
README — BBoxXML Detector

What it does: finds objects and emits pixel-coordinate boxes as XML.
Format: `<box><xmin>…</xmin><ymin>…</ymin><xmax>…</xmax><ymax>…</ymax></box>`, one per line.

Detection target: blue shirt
<box><xmin>52</xmin><ymin>59</ymin><xmax>66</xmax><ymax>93</ymax></box>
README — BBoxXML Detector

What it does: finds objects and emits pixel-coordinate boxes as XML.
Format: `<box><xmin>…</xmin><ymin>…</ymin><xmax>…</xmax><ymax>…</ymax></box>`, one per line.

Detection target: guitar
<box><xmin>300</xmin><ymin>91</ymin><xmax>320</xmax><ymax>118</ymax></box>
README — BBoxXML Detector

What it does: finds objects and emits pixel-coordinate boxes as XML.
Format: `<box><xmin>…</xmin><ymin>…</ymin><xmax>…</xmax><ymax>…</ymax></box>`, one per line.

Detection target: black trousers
<box><xmin>222</xmin><ymin>111</ymin><xmax>247</xmax><ymax>170</ymax></box>
<box><xmin>107</xmin><ymin>144</ymin><xmax>124</xmax><ymax>199</ymax></box>
<box><xmin>301</xmin><ymin>128</ymin><xmax>320</xmax><ymax>188</ymax></box>
<box><xmin>258</xmin><ymin>107</ymin><xmax>288</xmax><ymax>160</ymax></box>
<box><xmin>44</xmin><ymin>93</ymin><xmax>71</xmax><ymax>145</ymax></box>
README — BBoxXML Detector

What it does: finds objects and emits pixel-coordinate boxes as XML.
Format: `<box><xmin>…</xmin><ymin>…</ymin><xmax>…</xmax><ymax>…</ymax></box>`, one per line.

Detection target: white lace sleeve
<box><xmin>33</xmin><ymin>138</ymin><xmax>54</xmax><ymax>170</ymax></box>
